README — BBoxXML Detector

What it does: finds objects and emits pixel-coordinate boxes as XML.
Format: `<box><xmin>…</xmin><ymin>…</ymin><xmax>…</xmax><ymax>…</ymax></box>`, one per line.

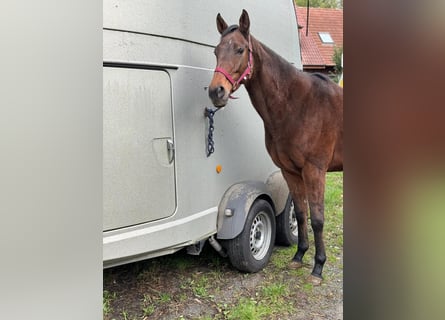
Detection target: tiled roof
<box><xmin>296</xmin><ymin>6</ymin><xmax>343</xmax><ymax>68</ymax></box>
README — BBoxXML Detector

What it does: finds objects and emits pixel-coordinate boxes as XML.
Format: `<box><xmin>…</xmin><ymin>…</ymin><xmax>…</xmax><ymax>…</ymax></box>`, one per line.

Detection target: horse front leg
<box><xmin>282</xmin><ymin>171</ymin><xmax>309</xmax><ymax>268</ymax></box>
<box><xmin>302</xmin><ymin>163</ymin><xmax>327</xmax><ymax>285</ymax></box>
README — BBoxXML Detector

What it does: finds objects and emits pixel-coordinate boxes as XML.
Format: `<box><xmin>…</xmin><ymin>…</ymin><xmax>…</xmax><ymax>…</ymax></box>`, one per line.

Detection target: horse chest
<box><xmin>265</xmin><ymin>131</ymin><xmax>304</xmax><ymax>173</ymax></box>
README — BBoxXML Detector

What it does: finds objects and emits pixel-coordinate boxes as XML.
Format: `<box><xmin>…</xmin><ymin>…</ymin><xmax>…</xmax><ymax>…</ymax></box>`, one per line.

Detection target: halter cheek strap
<box><xmin>214</xmin><ymin>35</ymin><xmax>254</xmax><ymax>99</ymax></box>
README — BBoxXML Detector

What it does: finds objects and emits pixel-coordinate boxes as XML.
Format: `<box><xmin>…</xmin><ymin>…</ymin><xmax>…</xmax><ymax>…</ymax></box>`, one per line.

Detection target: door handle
<box><xmin>166</xmin><ymin>139</ymin><xmax>175</xmax><ymax>164</ymax></box>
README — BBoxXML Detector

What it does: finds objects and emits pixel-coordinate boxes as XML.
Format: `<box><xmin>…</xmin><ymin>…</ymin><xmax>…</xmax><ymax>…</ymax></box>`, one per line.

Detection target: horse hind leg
<box><xmin>282</xmin><ymin>171</ymin><xmax>309</xmax><ymax>269</ymax></box>
<box><xmin>302</xmin><ymin>163</ymin><xmax>327</xmax><ymax>285</ymax></box>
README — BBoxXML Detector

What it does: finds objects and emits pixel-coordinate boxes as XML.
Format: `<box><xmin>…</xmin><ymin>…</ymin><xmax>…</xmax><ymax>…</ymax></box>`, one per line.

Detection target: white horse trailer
<box><xmin>103</xmin><ymin>0</ymin><xmax>302</xmax><ymax>272</ymax></box>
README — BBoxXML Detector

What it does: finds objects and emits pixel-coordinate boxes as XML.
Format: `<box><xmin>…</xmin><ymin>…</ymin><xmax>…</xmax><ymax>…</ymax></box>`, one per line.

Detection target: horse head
<box><xmin>208</xmin><ymin>9</ymin><xmax>253</xmax><ymax>107</ymax></box>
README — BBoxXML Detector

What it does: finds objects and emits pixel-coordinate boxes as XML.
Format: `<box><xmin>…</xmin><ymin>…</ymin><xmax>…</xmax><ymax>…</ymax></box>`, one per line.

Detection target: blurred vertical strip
<box><xmin>0</xmin><ymin>1</ymin><xmax>102</xmax><ymax>319</ymax></box>
<box><xmin>345</xmin><ymin>0</ymin><xmax>445</xmax><ymax>319</ymax></box>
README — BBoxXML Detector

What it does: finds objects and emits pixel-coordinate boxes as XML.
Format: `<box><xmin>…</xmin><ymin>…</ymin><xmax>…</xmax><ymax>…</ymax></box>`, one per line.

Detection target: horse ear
<box><xmin>216</xmin><ymin>13</ymin><xmax>228</xmax><ymax>35</ymax></box>
<box><xmin>239</xmin><ymin>9</ymin><xmax>250</xmax><ymax>37</ymax></box>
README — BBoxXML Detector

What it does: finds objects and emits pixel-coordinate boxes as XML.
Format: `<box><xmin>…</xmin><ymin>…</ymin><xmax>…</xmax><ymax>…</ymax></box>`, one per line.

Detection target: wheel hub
<box><xmin>252</xmin><ymin>222</ymin><xmax>264</xmax><ymax>250</ymax></box>
<box><xmin>249</xmin><ymin>212</ymin><xmax>271</xmax><ymax>260</ymax></box>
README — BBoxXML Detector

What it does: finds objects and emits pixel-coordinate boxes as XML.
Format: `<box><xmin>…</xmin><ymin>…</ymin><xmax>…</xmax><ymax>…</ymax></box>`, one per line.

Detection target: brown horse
<box><xmin>208</xmin><ymin>10</ymin><xmax>343</xmax><ymax>284</ymax></box>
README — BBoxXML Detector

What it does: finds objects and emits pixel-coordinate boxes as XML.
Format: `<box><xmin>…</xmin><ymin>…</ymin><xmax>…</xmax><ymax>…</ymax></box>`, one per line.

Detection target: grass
<box><xmin>225</xmin><ymin>298</ymin><xmax>270</xmax><ymax>320</ymax></box>
<box><xmin>103</xmin><ymin>172</ymin><xmax>343</xmax><ymax>320</ymax></box>
<box><xmin>261</xmin><ymin>283</ymin><xmax>288</xmax><ymax>301</ymax></box>
<box><xmin>142</xmin><ymin>304</ymin><xmax>155</xmax><ymax>317</ymax></box>
<box><xmin>324</xmin><ymin>172</ymin><xmax>344</xmax><ymax>264</ymax></box>
<box><xmin>192</xmin><ymin>275</ymin><xmax>210</xmax><ymax>298</ymax></box>
<box><xmin>121</xmin><ymin>309</ymin><xmax>129</xmax><ymax>320</ymax></box>
<box><xmin>270</xmin><ymin>244</ymin><xmax>297</xmax><ymax>269</ymax></box>
<box><xmin>223</xmin><ymin>287</ymin><xmax>296</xmax><ymax>320</ymax></box>
<box><xmin>158</xmin><ymin>292</ymin><xmax>171</xmax><ymax>303</ymax></box>
<box><xmin>220</xmin><ymin>281</ymin><xmax>296</xmax><ymax>320</ymax></box>
<box><xmin>103</xmin><ymin>290</ymin><xmax>116</xmax><ymax>316</ymax></box>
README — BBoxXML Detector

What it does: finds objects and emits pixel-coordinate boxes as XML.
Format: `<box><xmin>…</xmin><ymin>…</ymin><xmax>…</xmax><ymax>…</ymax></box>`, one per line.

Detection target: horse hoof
<box><xmin>289</xmin><ymin>261</ymin><xmax>303</xmax><ymax>269</ymax></box>
<box><xmin>306</xmin><ymin>274</ymin><xmax>323</xmax><ymax>286</ymax></box>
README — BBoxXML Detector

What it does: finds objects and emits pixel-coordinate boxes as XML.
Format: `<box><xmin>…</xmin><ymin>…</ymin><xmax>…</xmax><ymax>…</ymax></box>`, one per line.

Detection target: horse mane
<box><xmin>311</xmin><ymin>73</ymin><xmax>330</xmax><ymax>82</ymax></box>
<box><xmin>221</xmin><ymin>25</ymin><xmax>239</xmax><ymax>38</ymax></box>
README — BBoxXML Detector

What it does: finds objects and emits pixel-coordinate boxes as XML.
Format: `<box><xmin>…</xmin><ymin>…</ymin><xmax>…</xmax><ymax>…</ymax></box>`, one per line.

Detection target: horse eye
<box><xmin>236</xmin><ymin>47</ymin><xmax>245</xmax><ymax>55</ymax></box>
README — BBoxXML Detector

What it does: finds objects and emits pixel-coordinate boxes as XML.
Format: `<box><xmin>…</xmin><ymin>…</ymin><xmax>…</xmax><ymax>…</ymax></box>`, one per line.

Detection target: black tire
<box><xmin>224</xmin><ymin>199</ymin><xmax>276</xmax><ymax>273</ymax></box>
<box><xmin>275</xmin><ymin>194</ymin><xmax>298</xmax><ymax>246</ymax></box>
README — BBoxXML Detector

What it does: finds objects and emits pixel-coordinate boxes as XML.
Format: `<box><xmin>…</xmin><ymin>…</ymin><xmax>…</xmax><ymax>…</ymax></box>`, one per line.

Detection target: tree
<box><xmin>333</xmin><ymin>46</ymin><xmax>343</xmax><ymax>75</ymax></box>
<box><xmin>294</xmin><ymin>0</ymin><xmax>343</xmax><ymax>9</ymax></box>
<box><xmin>331</xmin><ymin>46</ymin><xmax>343</xmax><ymax>83</ymax></box>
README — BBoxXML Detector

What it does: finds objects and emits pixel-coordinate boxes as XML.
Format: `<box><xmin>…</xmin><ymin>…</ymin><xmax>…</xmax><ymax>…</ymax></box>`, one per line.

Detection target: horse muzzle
<box><xmin>208</xmin><ymin>85</ymin><xmax>229</xmax><ymax>108</ymax></box>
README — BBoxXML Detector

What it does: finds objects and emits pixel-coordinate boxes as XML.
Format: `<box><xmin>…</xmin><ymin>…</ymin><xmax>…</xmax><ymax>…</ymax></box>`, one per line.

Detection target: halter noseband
<box><xmin>214</xmin><ymin>34</ymin><xmax>253</xmax><ymax>98</ymax></box>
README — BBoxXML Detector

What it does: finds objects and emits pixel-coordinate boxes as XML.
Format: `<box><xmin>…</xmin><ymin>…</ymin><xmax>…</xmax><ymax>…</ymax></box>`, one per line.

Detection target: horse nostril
<box><xmin>217</xmin><ymin>86</ymin><xmax>225</xmax><ymax>99</ymax></box>
<box><xmin>209</xmin><ymin>86</ymin><xmax>226</xmax><ymax>101</ymax></box>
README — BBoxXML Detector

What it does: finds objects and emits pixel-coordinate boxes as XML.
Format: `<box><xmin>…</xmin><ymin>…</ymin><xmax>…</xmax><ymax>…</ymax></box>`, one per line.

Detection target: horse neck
<box><xmin>245</xmin><ymin>36</ymin><xmax>305</xmax><ymax>127</ymax></box>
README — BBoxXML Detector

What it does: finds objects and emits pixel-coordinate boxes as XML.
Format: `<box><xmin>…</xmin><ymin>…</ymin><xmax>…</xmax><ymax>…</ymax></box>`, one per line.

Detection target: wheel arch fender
<box><xmin>216</xmin><ymin>181</ymin><xmax>274</xmax><ymax>240</ymax></box>
<box><xmin>265</xmin><ymin>170</ymin><xmax>290</xmax><ymax>215</ymax></box>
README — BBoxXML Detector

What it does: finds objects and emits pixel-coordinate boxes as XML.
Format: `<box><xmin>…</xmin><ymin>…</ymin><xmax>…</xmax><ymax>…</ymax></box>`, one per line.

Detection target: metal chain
<box><xmin>205</xmin><ymin>107</ymin><xmax>220</xmax><ymax>157</ymax></box>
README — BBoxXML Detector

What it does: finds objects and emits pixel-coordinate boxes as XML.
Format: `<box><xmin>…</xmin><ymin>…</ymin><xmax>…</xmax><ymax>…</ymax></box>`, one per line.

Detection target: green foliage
<box><xmin>324</xmin><ymin>172</ymin><xmax>344</xmax><ymax>263</ymax></box>
<box><xmin>333</xmin><ymin>46</ymin><xmax>343</xmax><ymax>74</ymax></box>
<box><xmin>330</xmin><ymin>46</ymin><xmax>343</xmax><ymax>83</ymax></box>
<box><xmin>295</xmin><ymin>0</ymin><xmax>343</xmax><ymax>9</ymax></box>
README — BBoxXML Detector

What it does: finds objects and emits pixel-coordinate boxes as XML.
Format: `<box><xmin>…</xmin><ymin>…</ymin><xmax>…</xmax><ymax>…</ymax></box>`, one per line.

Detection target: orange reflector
<box><xmin>216</xmin><ymin>164</ymin><xmax>222</xmax><ymax>173</ymax></box>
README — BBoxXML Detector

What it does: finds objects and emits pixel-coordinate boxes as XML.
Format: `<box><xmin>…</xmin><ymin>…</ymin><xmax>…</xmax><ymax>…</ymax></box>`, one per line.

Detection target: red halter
<box><xmin>214</xmin><ymin>35</ymin><xmax>253</xmax><ymax>99</ymax></box>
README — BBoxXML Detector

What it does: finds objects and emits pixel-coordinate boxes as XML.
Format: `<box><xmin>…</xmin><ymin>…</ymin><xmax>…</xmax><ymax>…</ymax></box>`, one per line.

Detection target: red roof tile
<box><xmin>296</xmin><ymin>6</ymin><xmax>343</xmax><ymax>68</ymax></box>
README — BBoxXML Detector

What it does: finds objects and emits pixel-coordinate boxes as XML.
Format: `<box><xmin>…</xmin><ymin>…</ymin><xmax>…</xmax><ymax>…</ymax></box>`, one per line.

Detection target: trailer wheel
<box><xmin>224</xmin><ymin>199</ymin><xmax>276</xmax><ymax>273</ymax></box>
<box><xmin>275</xmin><ymin>194</ymin><xmax>298</xmax><ymax>246</ymax></box>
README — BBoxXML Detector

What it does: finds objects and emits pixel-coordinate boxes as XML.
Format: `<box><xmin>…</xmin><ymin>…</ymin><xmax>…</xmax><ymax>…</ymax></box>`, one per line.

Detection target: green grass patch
<box><xmin>289</xmin><ymin>266</ymin><xmax>306</xmax><ymax>277</ymax></box>
<box><xmin>324</xmin><ymin>172</ymin><xmax>344</xmax><ymax>264</ymax></box>
<box><xmin>142</xmin><ymin>304</ymin><xmax>155</xmax><ymax>317</ymax></box>
<box><xmin>225</xmin><ymin>297</ymin><xmax>270</xmax><ymax>320</ymax></box>
<box><xmin>141</xmin><ymin>293</ymin><xmax>156</xmax><ymax>317</ymax></box>
<box><xmin>223</xmin><ymin>282</ymin><xmax>295</xmax><ymax>320</ymax></box>
<box><xmin>158</xmin><ymin>292</ymin><xmax>171</xmax><ymax>303</ymax></box>
<box><xmin>302</xmin><ymin>282</ymin><xmax>314</xmax><ymax>292</ymax></box>
<box><xmin>121</xmin><ymin>309</ymin><xmax>129</xmax><ymax>320</ymax></box>
<box><xmin>262</xmin><ymin>283</ymin><xmax>287</xmax><ymax>299</ymax></box>
<box><xmin>191</xmin><ymin>275</ymin><xmax>210</xmax><ymax>298</ymax></box>
<box><xmin>103</xmin><ymin>290</ymin><xmax>116</xmax><ymax>316</ymax></box>
<box><xmin>261</xmin><ymin>282</ymin><xmax>295</xmax><ymax>316</ymax></box>
<box><xmin>270</xmin><ymin>245</ymin><xmax>297</xmax><ymax>269</ymax></box>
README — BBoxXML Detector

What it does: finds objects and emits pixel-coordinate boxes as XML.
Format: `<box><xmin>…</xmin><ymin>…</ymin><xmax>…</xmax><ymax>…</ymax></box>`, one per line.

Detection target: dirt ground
<box><xmin>104</xmin><ymin>173</ymin><xmax>343</xmax><ymax>319</ymax></box>
<box><xmin>103</xmin><ymin>237</ymin><xmax>343</xmax><ymax>320</ymax></box>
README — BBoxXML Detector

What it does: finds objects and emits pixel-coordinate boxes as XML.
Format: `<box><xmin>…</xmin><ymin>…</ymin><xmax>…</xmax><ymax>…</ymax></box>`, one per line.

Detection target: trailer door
<box><xmin>103</xmin><ymin>67</ymin><xmax>176</xmax><ymax>231</ymax></box>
